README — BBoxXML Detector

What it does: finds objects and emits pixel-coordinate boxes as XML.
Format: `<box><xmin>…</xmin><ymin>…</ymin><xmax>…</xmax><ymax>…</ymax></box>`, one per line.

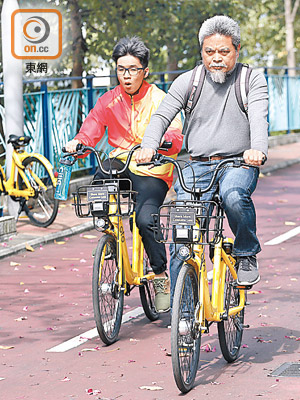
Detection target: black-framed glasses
<box><xmin>116</xmin><ymin>66</ymin><xmax>145</xmax><ymax>76</ymax></box>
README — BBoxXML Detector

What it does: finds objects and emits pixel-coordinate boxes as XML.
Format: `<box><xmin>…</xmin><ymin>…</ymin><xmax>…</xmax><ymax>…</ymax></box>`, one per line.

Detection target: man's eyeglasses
<box><xmin>116</xmin><ymin>66</ymin><xmax>145</xmax><ymax>76</ymax></box>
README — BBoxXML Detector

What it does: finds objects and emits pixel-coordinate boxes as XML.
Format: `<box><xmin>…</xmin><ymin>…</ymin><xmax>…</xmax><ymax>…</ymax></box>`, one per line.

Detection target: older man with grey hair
<box><xmin>136</xmin><ymin>15</ymin><xmax>268</xmax><ymax>306</ymax></box>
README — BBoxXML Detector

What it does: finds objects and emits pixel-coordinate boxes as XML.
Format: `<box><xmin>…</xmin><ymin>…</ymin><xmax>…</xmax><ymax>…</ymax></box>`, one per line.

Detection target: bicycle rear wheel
<box><xmin>139</xmin><ymin>251</ymin><xmax>159</xmax><ymax>321</ymax></box>
<box><xmin>92</xmin><ymin>234</ymin><xmax>124</xmax><ymax>345</ymax></box>
<box><xmin>19</xmin><ymin>156</ymin><xmax>58</xmax><ymax>227</ymax></box>
<box><xmin>218</xmin><ymin>265</ymin><xmax>245</xmax><ymax>362</ymax></box>
<box><xmin>171</xmin><ymin>264</ymin><xmax>201</xmax><ymax>393</ymax></box>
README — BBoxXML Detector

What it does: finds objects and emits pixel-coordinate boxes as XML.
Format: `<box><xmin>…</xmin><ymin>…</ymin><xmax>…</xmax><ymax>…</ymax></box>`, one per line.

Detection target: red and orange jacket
<box><xmin>75</xmin><ymin>81</ymin><xmax>183</xmax><ymax>188</ymax></box>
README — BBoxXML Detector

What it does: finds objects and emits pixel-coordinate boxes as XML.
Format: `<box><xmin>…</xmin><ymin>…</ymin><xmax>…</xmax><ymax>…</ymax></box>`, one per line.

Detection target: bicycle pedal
<box><xmin>242</xmin><ymin>324</ymin><xmax>250</xmax><ymax>329</ymax></box>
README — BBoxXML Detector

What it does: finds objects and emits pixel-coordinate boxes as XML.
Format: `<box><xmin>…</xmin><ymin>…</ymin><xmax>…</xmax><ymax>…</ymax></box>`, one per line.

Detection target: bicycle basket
<box><xmin>72</xmin><ymin>178</ymin><xmax>136</xmax><ymax>219</ymax></box>
<box><xmin>152</xmin><ymin>199</ymin><xmax>224</xmax><ymax>245</ymax></box>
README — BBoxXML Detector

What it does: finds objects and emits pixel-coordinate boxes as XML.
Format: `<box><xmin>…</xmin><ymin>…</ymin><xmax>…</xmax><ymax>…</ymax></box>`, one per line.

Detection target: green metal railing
<box><xmin>0</xmin><ymin>68</ymin><xmax>299</xmax><ymax>175</ymax></box>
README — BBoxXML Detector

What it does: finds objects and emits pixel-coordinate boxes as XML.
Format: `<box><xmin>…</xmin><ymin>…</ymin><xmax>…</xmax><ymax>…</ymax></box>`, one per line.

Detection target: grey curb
<box><xmin>0</xmin><ymin>221</ymin><xmax>93</xmax><ymax>260</ymax></box>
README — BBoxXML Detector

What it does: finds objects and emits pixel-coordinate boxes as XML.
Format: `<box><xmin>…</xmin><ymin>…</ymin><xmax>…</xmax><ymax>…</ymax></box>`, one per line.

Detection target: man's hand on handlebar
<box><xmin>243</xmin><ymin>149</ymin><xmax>266</xmax><ymax>166</ymax></box>
<box><xmin>135</xmin><ymin>147</ymin><xmax>156</xmax><ymax>164</ymax></box>
<box><xmin>65</xmin><ymin>139</ymin><xmax>81</xmax><ymax>153</ymax></box>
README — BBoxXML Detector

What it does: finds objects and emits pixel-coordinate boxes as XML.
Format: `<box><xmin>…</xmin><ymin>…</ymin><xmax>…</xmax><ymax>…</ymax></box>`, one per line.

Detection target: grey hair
<box><xmin>198</xmin><ymin>15</ymin><xmax>240</xmax><ymax>50</ymax></box>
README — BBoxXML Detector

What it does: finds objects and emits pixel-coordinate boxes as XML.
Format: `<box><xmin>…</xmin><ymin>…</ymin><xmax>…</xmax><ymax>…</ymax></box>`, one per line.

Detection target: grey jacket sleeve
<box><xmin>248</xmin><ymin>70</ymin><xmax>269</xmax><ymax>156</ymax></box>
<box><xmin>141</xmin><ymin>71</ymin><xmax>192</xmax><ymax>150</ymax></box>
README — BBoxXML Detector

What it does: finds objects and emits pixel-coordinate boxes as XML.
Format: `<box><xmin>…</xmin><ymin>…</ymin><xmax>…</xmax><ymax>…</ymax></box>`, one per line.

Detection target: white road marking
<box><xmin>264</xmin><ymin>226</ymin><xmax>300</xmax><ymax>246</ymax></box>
<box><xmin>46</xmin><ymin>306</ymin><xmax>144</xmax><ymax>353</ymax></box>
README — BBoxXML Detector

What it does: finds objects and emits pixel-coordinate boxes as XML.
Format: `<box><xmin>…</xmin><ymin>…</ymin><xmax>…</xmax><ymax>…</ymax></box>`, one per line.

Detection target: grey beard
<box><xmin>207</xmin><ymin>62</ymin><xmax>237</xmax><ymax>84</ymax></box>
<box><xmin>209</xmin><ymin>70</ymin><xmax>227</xmax><ymax>83</ymax></box>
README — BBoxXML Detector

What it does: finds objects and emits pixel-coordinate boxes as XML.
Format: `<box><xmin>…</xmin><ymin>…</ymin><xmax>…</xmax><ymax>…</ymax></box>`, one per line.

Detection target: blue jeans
<box><xmin>170</xmin><ymin>160</ymin><xmax>260</xmax><ymax>307</ymax></box>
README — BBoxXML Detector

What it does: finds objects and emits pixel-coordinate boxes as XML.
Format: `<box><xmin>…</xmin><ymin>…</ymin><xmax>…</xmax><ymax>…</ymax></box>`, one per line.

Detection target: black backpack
<box><xmin>182</xmin><ymin>62</ymin><xmax>252</xmax><ymax>136</ymax></box>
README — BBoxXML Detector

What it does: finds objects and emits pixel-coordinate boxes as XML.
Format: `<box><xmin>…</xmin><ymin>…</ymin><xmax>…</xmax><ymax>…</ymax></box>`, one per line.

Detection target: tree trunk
<box><xmin>167</xmin><ymin>41</ymin><xmax>179</xmax><ymax>82</ymax></box>
<box><xmin>68</xmin><ymin>0</ymin><xmax>85</xmax><ymax>88</ymax></box>
<box><xmin>284</xmin><ymin>0</ymin><xmax>299</xmax><ymax>77</ymax></box>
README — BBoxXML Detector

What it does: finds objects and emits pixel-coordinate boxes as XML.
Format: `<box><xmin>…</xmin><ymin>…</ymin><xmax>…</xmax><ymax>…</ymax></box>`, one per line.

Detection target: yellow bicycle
<box><xmin>150</xmin><ymin>154</ymin><xmax>250</xmax><ymax>393</ymax></box>
<box><xmin>65</xmin><ymin>144</ymin><xmax>166</xmax><ymax>345</ymax></box>
<box><xmin>0</xmin><ymin>134</ymin><xmax>58</xmax><ymax>227</ymax></box>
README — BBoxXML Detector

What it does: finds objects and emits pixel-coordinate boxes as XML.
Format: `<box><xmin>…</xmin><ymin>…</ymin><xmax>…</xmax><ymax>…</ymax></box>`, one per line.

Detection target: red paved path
<box><xmin>1</xmin><ymin>164</ymin><xmax>300</xmax><ymax>399</ymax></box>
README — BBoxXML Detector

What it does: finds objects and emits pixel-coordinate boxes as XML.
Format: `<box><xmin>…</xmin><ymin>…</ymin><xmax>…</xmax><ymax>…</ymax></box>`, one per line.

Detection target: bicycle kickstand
<box><xmin>16</xmin><ymin>198</ymin><xmax>26</xmax><ymax>222</ymax></box>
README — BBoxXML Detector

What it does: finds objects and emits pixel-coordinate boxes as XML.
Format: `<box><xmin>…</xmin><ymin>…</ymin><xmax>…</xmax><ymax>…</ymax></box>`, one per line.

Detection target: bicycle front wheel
<box><xmin>20</xmin><ymin>156</ymin><xmax>58</xmax><ymax>227</ymax></box>
<box><xmin>171</xmin><ymin>264</ymin><xmax>201</xmax><ymax>393</ymax></box>
<box><xmin>217</xmin><ymin>265</ymin><xmax>245</xmax><ymax>362</ymax></box>
<box><xmin>92</xmin><ymin>234</ymin><xmax>124</xmax><ymax>345</ymax></box>
<box><xmin>139</xmin><ymin>251</ymin><xmax>159</xmax><ymax>321</ymax></box>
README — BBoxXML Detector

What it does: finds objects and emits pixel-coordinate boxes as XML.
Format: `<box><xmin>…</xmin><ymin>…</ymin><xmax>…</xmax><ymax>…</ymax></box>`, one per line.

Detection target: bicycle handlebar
<box><xmin>61</xmin><ymin>142</ymin><xmax>173</xmax><ymax>176</ymax></box>
<box><xmin>141</xmin><ymin>154</ymin><xmax>251</xmax><ymax>197</ymax></box>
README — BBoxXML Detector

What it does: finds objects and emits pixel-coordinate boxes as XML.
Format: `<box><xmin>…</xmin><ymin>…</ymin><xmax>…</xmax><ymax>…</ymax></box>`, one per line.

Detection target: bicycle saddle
<box><xmin>7</xmin><ymin>134</ymin><xmax>31</xmax><ymax>147</ymax></box>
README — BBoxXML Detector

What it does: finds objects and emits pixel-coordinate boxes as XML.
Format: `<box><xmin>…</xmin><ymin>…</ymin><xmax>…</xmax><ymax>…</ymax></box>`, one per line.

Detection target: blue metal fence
<box><xmin>0</xmin><ymin>68</ymin><xmax>299</xmax><ymax>175</ymax></box>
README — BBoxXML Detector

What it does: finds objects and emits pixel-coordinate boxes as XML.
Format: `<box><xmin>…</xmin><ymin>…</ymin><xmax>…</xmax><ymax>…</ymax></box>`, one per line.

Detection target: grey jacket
<box><xmin>142</xmin><ymin>67</ymin><xmax>269</xmax><ymax>157</ymax></box>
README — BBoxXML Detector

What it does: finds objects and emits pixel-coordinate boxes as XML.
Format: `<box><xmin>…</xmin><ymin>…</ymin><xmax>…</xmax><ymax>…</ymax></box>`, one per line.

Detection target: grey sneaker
<box><xmin>153</xmin><ymin>275</ymin><xmax>170</xmax><ymax>313</ymax></box>
<box><xmin>236</xmin><ymin>256</ymin><xmax>260</xmax><ymax>286</ymax></box>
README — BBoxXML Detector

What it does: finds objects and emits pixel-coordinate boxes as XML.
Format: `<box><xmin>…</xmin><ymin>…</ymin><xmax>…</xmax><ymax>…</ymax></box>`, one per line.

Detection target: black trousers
<box><xmin>94</xmin><ymin>159</ymin><xmax>168</xmax><ymax>275</ymax></box>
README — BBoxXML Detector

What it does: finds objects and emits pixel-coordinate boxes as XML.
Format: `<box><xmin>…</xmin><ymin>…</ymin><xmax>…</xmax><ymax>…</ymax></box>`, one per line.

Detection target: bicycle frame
<box><xmin>1</xmin><ymin>149</ymin><xmax>57</xmax><ymax>199</ymax></box>
<box><xmin>193</xmin><ymin>237</ymin><xmax>246</xmax><ymax>329</ymax></box>
<box><xmin>102</xmin><ymin>194</ymin><xmax>155</xmax><ymax>290</ymax></box>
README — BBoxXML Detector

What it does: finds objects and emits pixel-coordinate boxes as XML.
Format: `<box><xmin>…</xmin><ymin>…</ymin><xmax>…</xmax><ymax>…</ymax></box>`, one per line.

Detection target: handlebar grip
<box><xmin>62</xmin><ymin>147</ymin><xmax>67</xmax><ymax>153</ymax></box>
<box><xmin>158</xmin><ymin>141</ymin><xmax>172</xmax><ymax>150</ymax></box>
<box><xmin>136</xmin><ymin>162</ymin><xmax>154</xmax><ymax>167</ymax></box>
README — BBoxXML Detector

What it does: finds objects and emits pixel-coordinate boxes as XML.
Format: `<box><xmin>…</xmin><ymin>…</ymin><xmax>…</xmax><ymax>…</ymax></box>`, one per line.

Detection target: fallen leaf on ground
<box><xmin>139</xmin><ymin>386</ymin><xmax>163</xmax><ymax>391</ymax></box>
<box><xmin>55</xmin><ymin>240</ymin><xmax>66</xmax><ymax>245</ymax></box>
<box><xmin>22</xmin><ymin>306</ymin><xmax>28</xmax><ymax>312</ymax></box>
<box><xmin>248</xmin><ymin>290</ymin><xmax>262</xmax><ymax>294</ymax></box>
<box><xmin>61</xmin><ymin>377</ymin><xmax>70</xmax><ymax>382</ymax></box>
<box><xmin>128</xmin><ymin>360</ymin><xmax>136</xmax><ymax>363</ymax></box>
<box><xmin>285</xmin><ymin>221</ymin><xmax>296</xmax><ymax>226</ymax></box>
<box><xmin>62</xmin><ymin>257</ymin><xmax>80</xmax><ymax>261</ymax></box>
<box><xmin>277</xmin><ymin>199</ymin><xmax>288</xmax><ymax>203</ymax></box>
<box><xmin>10</xmin><ymin>261</ymin><xmax>21</xmax><ymax>267</ymax></box>
<box><xmin>81</xmin><ymin>348</ymin><xmax>97</xmax><ymax>352</ymax></box>
<box><xmin>15</xmin><ymin>317</ymin><xmax>27</xmax><ymax>321</ymax></box>
<box><xmin>25</xmin><ymin>243</ymin><xmax>35</xmax><ymax>252</ymax></box>
<box><xmin>85</xmin><ymin>388</ymin><xmax>101</xmax><ymax>395</ymax></box>
<box><xmin>0</xmin><ymin>345</ymin><xmax>14</xmax><ymax>350</ymax></box>
<box><xmin>105</xmin><ymin>347</ymin><xmax>120</xmax><ymax>353</ymax></box>
<box><xmin>43</xmin><ymin>265</ymin><xmax>56</xmax><ymax>271</ymax></box>
<box><xmin>82</xmin><ymin>234</ymin><xmax>97</xmax><ymax>239</ymax></box>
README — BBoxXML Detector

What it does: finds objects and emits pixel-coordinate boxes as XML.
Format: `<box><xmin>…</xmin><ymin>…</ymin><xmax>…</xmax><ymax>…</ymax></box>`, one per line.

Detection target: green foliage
<box><xmin>0</xmin><ymin>0</ymin><xmax>298</xmax><ymax>78</ymax></box>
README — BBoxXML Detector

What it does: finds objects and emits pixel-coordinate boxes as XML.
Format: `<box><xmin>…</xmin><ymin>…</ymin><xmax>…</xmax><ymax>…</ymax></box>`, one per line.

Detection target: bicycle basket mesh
<box><xmin>152</xmin><ymin>199</ymin><xmax>224</xmax><ymax>245</ymax></box>
<box><xmin>72</xmin><ymin>178</ymin><xmax>136</xmax><ymax>218</ymax></box>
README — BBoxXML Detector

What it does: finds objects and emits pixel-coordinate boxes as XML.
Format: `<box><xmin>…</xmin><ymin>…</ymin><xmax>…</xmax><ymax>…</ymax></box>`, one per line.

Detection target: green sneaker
<box><xmin>153</xmin><ymin>276</ymin><xmax>171</xmax><ymax>313</ymax></box>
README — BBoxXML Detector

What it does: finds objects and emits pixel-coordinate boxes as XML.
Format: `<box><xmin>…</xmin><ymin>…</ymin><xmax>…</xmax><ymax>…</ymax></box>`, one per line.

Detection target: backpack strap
<box><xmin>235</xmin><ymin>63</ymin><xmax>252</xmax><ymax>114</ymax></box>
<box><xmin>183</xmin><ymin>64</ymin><xmax>206</xmax><ymax>136</ymax></box>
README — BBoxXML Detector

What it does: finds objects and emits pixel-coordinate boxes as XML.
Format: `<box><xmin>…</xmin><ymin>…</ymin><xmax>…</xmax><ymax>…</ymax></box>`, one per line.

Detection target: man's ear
<box><xmin>236</xmin><ymin>44</ymin><xmax>241</xmax><ymax>59</ymax></box>
<box><xmin>144</xmin><ymin>67</ymin><xmax>149</xmax><ymax>78</ymax></box>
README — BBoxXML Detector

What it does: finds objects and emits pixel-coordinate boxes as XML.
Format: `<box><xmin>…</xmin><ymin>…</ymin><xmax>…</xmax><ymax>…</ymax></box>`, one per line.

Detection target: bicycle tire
<box><xmin>19</xmin><ymin>156</ymin><xmax>58</xmax><ymax>227</ymax></box>
<box><xmin>139</xmin><ymin>251</ymin><xmax>159</xmax><ymax>321</ymax></box>
<box><xmin>171</xmin><ymin>264</ymin><xmax>201</xmax><ymax>393</ymax></box>
<box><xmin>92</xmin><ymin>234</ymin><xmax>124</xmax><ymax>345</ymax></box>
<box><xmin>217</xmin><ymin>265</ymin><xmax>245</xmax><ymax>362</ymax></box>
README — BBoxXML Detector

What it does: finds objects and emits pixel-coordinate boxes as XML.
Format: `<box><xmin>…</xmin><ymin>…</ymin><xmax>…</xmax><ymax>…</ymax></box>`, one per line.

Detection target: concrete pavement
<box><xmin>0</xmin><ymin>134</ymin><xmax>299</xmax><ymax>260</ymax></box>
